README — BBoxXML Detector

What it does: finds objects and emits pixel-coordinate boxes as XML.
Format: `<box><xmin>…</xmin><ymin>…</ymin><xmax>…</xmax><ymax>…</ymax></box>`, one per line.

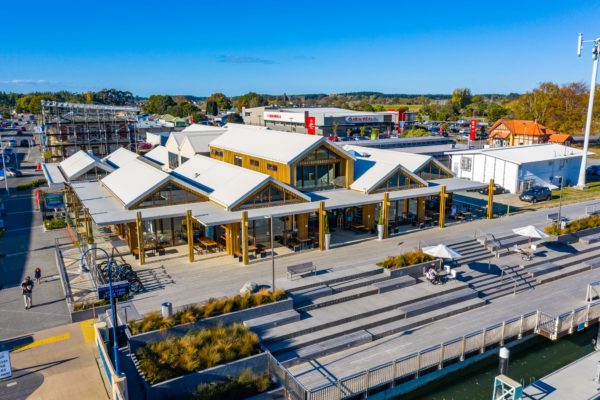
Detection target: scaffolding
<box><xmin>41</xmin><ymin>101</ymin><xmax>141</xmax><ymax>162</ymax></box>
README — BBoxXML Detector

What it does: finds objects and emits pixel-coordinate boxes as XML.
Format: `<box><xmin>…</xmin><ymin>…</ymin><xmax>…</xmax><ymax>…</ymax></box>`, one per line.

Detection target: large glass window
<box><xmin>168</xmin><ymin>152</ymin><xmax>178</xmax><ymax>169</ymax></box>
<box><xmin>135</xmin><ymin>182</ymin><xmax>205</xmax><ymax>209</ymax></box>
<box><xmin>237</xmin><ymin>184</ymin><xmax>300</xmax><ymax>210</ymax></box>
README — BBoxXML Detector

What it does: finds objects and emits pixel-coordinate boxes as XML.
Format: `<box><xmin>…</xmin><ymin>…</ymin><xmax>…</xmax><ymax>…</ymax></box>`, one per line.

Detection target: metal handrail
<box><xmin>497</xmin><ymin>263</ymin><xmax>519</xmax><ymax>295</ymax></box>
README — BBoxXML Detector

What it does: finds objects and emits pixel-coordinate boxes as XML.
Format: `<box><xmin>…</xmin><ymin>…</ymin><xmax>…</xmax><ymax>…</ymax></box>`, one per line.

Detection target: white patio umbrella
<box><xmin>512</xmin><ymin>225</ymin><xmax>549</xmax><ymax>248</ymax></box>
<box><xmin>422</xmin><ymin>244</ymin><xmax>462</xmax><ymax>260</ymax></box>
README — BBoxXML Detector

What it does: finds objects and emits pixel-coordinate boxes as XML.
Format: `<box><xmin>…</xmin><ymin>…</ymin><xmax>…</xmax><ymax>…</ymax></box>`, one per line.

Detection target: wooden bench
<box><xmin>372</xmin><ymin>276</ymin><xmax>416</xmax><ymax>294</ymax></box>
<box><xmin>287</xmin><ymin>262</ymin><xmax>316</xmax><ymax>280</ymax></box>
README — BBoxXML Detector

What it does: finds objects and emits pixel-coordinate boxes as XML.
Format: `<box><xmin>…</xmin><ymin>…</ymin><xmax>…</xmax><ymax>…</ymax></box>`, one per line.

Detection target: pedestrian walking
<box><xmin>34</xmin><ymin>268</ymin><xmax>42</xmax><ymax>284</ymax></box>
<box><xmin>21</xmin><ymin>276</ymin><xmax>33</xmax><ymax>309</ymax></box>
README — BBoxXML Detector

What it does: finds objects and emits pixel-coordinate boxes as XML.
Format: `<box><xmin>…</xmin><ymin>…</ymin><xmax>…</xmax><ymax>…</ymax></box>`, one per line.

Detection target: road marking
<box><xmin>12</xmin><ymin>333</ymin><xmax>71</xmax><ymax>352</ymax></box>
<box><xmin>6</xmin><ymin>382</ymin><xmax>16</xmax><ymax>387</ymax></box>
<box><xmin>80</xmin><ymin>320</ymin><xmax>96</xmax><ymax>343</ymax></box>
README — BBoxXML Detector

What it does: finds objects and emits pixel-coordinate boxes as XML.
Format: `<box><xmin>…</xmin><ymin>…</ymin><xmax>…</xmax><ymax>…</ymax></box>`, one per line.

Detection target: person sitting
<box><xmin>426</xmin><ymin>266</ymin><xmax>440</xmax><ymax>285</ymax></box>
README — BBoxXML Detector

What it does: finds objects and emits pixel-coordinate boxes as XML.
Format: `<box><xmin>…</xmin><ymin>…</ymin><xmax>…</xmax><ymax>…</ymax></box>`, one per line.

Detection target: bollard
<box><xmin>161</xmin><ymin>302</ymin><xmax>173</xmax><ymax>318</ymax></box>
<box><xmin>498</xmin><ymin>347</ymin><xmax>510</xmax><ymax>375</ymax></box>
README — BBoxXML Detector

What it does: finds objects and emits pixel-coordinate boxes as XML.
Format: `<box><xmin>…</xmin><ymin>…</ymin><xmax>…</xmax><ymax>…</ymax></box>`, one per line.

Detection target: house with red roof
<box><xmin>487</xmin><ymin>119</ymin><xmax>572</xmax><ymax>147</ymax></box>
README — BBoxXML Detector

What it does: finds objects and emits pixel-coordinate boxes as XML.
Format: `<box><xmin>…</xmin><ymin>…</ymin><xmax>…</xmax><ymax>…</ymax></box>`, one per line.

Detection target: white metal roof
<box><xmin>181</xmin><ymin>124</ymin><xmax>227</xmax><ymax>134</ymax></box>
<box><xmin>58</xmin><ymin>150</ymin><xmax>114</xmax><ymax>180</ymax></box>
<box><xmin>144</xmin><ymin>145</ymin><xmax>169</xmax><ymax>166</ymax></box>
<box><xmin>446</xmin><ymin>144</ymin><xmax>586</xmax><ymax>165</ymax></box>
<box><xmin>41</xmin><ymin>163</ymin><xmax>66</xmax><ymax>189</ymax></box>
<box><xmin>173</xmin><ymin>155</ymin><xmax>309</xmax><ymax>210</ymax></box>
<box><xmin>210</xmin><ymin>126</ymin><xmax>333</xmax><ymax>165</ymax></box>
<box><xmin>102</xmin><ymin>147</ymin><xmax>139</xmax><ymax>168</ymax></box>
<box><xmin>180</xmin><ymin>133</ymin><xmax>223</xmax><ymax>157</ymax></box>
<box><xmin>277</xmin><ymin>107</ymin><xmax>395</xmax><ymax>117</ymax></box>
<box><xmin>344</xmin><ymin>145</ymin><xmax>432</xmax><ymax>172</ymax></box>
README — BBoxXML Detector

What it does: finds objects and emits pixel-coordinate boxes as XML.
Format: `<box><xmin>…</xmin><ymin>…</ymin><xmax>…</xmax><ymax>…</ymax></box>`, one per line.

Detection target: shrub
<box><xmin>44</xmin><ymin>218</ymin><xmax>66</xmax><ymax>230</ymax></box>
<box><xmin>16</xmin><ymin>179</ymin><xmax>46</xmax><ymax>191</ymax></box>
<box><xmin>544</xmin><ymin>214</ymin><xmax>600</xmax><ymax>235</ymax></box>
<box><xmin>128</xmin><ymin>289</ymin><xmax>287</xmax><ymax>335</ymax></box>
<box><xmin>72</xmin><ymin>295</ymin><xmax>130</xmax><ymax>311</ymax></box>
<box><xmin>135</xmin><ymin>323</ymin><xmax>260</xmax><ymax>384</ymax></box>
<box><xmin>376</xmin><ymin>250</ymin><xmax>434</xmax><ymax>270</ymax></box>
<box><xmin>193</xmin><ymin>369</ymin><xmax>272</xmax><ymax>400</ymax></box>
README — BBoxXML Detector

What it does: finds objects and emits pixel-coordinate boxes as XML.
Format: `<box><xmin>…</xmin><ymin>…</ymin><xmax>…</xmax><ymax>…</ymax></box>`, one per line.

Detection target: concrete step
<box><xmin>267</xmin><ymin>288</ymin><xmax>477</xmax><ymax>354</ymax></box>
<box><xmin>283</xmin><ymin>264</ymin><xmax>383</xmax><ymax>293</ymax></box>
<box><xmin>536</xmin><ymin>263</ymin><xmax>600</xmax><ymax>284</ymax></box>
<box><xmin>297</xmin><ymin>284</ymin><xmax>379</xmax><ymax>312</ymax></box>
<box><xmin>327</xmin><ymin>273</ymin><xmax>389</xmax><ymax>293</ymax></box>
<box><xmin>245</xmin><ymin>310</ymin><xmax>301</xmax><ymax>334</ymax></box>
<box><xmin>484</xmin><ymin>281</ymin><xmax>536</xmax><ymax>300</ymax></box>
<box><xmin>366</xmin><ymin>297</ymin><xmax>486</xmax><ymax>340</ymax></box>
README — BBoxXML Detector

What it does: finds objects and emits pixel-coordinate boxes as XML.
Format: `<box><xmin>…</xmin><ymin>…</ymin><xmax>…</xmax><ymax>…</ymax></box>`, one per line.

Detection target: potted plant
<box><xmin>377</xmin><ymin>203</ymin><xmax>385</xmax><ymax>240</ymax></box>
<box><xmin>324</xmin><ymin>215</ymin><xmax>331</xmax><ymax>250</ymax></box>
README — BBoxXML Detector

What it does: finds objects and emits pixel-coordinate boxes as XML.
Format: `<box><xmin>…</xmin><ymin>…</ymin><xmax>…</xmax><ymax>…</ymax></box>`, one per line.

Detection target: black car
<box><xmin>478</xmin><ymin>184</ymin><xmax>507</xmax><ymax>195</ymax></box>
<box><xmin>519</xmin><ymin>186</ymin><xmax>552</xmax><ymax>203</ymax></box>
<box><xmin>19</xmin><ymin>139</ymin><xmax>29</xmax><ymax>147</ymax></box>
<box><xmin>587</xmin><ymin>165</ymin><xmax>600</xmax><ymax>177</ymax></box>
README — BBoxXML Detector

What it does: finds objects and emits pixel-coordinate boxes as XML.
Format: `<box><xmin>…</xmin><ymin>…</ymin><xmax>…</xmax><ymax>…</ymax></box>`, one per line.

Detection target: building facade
<box><xmin>487</xmin><ymin>119</ymin><xmax>572</xmax><ymax>148</ymax></box>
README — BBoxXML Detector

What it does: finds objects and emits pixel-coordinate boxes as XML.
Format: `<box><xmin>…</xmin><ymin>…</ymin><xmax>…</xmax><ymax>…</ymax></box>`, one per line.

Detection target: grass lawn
<box><xmin>514</xmin><ymin>180</ymin><xmax>600</xmax><ymax>211</ymax></box>
<box><xmin>378</xmin><ymin>104</ymin><xmax>423</xmax><ymax>112</ymax></box>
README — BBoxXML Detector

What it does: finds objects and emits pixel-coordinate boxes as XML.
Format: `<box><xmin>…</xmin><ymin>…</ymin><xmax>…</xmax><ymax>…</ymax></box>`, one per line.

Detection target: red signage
<box><xmin>266</xmin><ymin>113</ymin><xmax>282</xmax><ymax>119</ymax></box>
<box><xmin>388</xmin><ymin>109</ymin><xmax>406</xmax><ymax>133</ymax></box>
<box><xmin>469</xmin><ymin>119</ymin><xmax>477</xmax><ymax>141</ymax></box>
<box><xmin>306</xmin><ymin>116</ymin><xmax>316</xmax><ymax>135</ymax></box>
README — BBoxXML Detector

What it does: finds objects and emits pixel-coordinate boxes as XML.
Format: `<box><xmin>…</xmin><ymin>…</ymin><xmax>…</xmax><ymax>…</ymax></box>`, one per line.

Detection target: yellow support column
<box><xmin>318</xmin><ymin>201</ymin><xmax>325</xmax><ymax>251</ymax></box>
<box><xmin>487</xmin><ymin>179</ymin><xmax>494</xmax><ymax>220</ymax></box>
<box><xmin>85</xmin><ymin>208</ymin><xmax>94</xmax><ymax>244</ymax></box>
<box><xmin>382</xmin><ymin>192</ymin><xmax>390</xmax><ymax>239</ymax></box>
<box><xmin>136</xmin><ymin>211</ymin><xmax>145</xmax><ymax>265</ymax></box>
<box><xmin>241</xmin><ymin>211</ymin><xmax>249</xmax><ymax>266</ymax></box>
<box><xmin>416</xmin><ymin>197</ymin><xmax>426</xmax><ymax>224</ymax></box>
<box><xmin>439</xmin><ymin>185</ymin><xmax>448</xmax><ymax>228</ymax></box>
<box><xmin>186</xmin><ymin>210</ymin><xmax>194</xmax><ymax>263</ymax></box>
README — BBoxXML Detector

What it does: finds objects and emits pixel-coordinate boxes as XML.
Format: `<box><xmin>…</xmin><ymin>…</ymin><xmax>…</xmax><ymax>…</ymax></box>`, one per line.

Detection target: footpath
<box><xmin>0</xmin><ymin>321</ymin><xmax>108</xmax><ymax>400</ymax></box>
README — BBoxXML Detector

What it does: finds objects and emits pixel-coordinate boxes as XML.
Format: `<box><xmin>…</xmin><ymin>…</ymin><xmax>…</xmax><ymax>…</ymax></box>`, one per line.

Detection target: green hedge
<box><xmin>545</xmin><ymin>214</ymin><xmax>600</xmax><ymax>235</ymax></box>
<box><xmin>128</xmin><ymin>289</ymin><xmax>286</xmax><ymax>335</ymax></box>
<box><xmin>193</xmin><ymin>369</ymin><xmax>271</xmax><ymax>400</ymax></box>
<box><xmin>16</xmin><ymin>179</ymin><xmax>46</xmax><ymax>191</ymax></box>
<box><xmin>376</xmin><ymin>250</ymin><xmax>434</xmax><ymax>270</ymax></box>
<box><xmin>72</xmin><ymin>294</ymin><xmax>130</xmax><ymax>311</ymax></box>
<box><xmin>44</xmin><ymin>218</ymin><xmax>66</xmax><ymax>230</ymax></box>
<box><xmin>136</xmin><ymin>323</ymin><xmax>260</xmax><ymax>384</ymax></box>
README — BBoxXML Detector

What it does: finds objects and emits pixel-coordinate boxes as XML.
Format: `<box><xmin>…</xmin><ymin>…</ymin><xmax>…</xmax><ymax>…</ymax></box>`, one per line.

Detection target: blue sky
<box><xmin>1</xmin><ymin>0</ymin><xmax>600</xmax><ymax>96</ymax></box>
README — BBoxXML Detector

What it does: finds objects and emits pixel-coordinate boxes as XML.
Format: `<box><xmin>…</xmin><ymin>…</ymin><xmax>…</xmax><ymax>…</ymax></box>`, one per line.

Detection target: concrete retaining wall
<box><xmin>128</xmin><ymin>299</ymin><xmax>293</xmax><ymax>354</ymax></box>
<box><xmin>137</xmin><ymin>352</ymin><xmax>269</xmax><ymax>400</ymax></box>
<box><xmin>383</xmin><ymin>259</ymin><xmax>441</xmax><ymax>279</ymax></box>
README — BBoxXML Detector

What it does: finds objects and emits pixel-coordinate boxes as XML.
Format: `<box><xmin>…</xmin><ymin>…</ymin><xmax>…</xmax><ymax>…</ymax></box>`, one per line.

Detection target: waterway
<box><xmin>399</xmin><ymin>326</ymin><xmax>597</xmax><ymax>400</ymax></box>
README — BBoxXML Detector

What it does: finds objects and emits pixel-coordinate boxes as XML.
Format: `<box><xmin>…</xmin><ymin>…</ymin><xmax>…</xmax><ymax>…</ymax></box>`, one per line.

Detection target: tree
<box><xmin>85</xmin><ymin>91</ymin><xmax>94</xmax><ymax>104</ymax></box>
<box><xmin>451</xmin><ymin>88</ymin><xmax>472</xmax><ymax>112</ymax></box>
<box><xmin>235</xmin><ymin>92</ymin><xmax>268</xmax><ymax>112</ymax></box>
<box><xmin>486</xmin><ymin>103</ymin><xmax>510</xmax><ymax>123</ymax></box>
<box><xmin>206</xmin><ymin>100</ymin><xmax>219</xmax><ymax>116</ymax></box>
<box><xmin>144</xmin><ymin>95</ymin><xmax>175</xmax><ymax>115</ymax></box>
<box><xmin>402</xmin><ymin>128</ymin><xmax>431</xmax><ymax>137</ymax></box>
<box><xmin>94</xmin><ymin>88</ymin><xmax>134</xmax><ymax>106</ymax></box>
<box><xmin>15</xmin><ymin>94</ymin><xmax>56</xmax><ymax>114</ymax></box>
<box><xmin>207</xmin><ymin>93</ymin><xmax>232</xmax><ymax>112</ymax></box>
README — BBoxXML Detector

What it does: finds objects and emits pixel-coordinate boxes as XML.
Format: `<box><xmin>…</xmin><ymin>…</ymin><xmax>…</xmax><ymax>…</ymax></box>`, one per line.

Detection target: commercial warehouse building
<box><xmin>57</xmin><ymin>126</ymin><xmax>486</xmax><ymax>267</ymax></box>
<box><xmin>448</xmin><ymin>144</ymin><xmax>586</xmax><ymax>193</ymax></box>
<box><xmin>242</xmin><ymin>106</ymin><xmax>416</xmax><ymax>137</ymax></box>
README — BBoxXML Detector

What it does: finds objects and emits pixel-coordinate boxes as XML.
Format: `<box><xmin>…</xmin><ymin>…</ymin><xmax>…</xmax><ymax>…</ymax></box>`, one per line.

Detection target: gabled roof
<box><xmin>101</xmin><ymin>158</ymin><xmax>207</xmax><ymax>208</ymax></box>
<box><xmin>209</xmin><ymin>126</ymin><xmax>353</xmax><ymax>165</ymax></box>
<box><xmin>489</xmin><ymin>119</ymin><xmax>557</xmax><ymax>137</ymax></box>
<box><xmin>548</xmin><ymin>133</ymin><xmax>573</xmax><ymax>144</ymax></box>
<box><xmin>102</xmin><ymin>147</ymin><xmax>139</xmax><ymax>168</ymax></box>
<box><xmin>447</xmin><ymin>144</ymin><xmax>586</xmax><ymax>165</ymax></box>
<box><xmin>343</xmin><ymin>145</ymin><xmax>429</xmax><ymax>193</ymax></box>
<box><xmin>144</xmin><ymin>145</ymin><xmax>169</xmax><ymax>166</ymax></box>
<box><xmin>59</xmin><ymin>150</ymin><xmax>114</xmax><ymax>180</ymax></box>
<box><xmin>181</xmin><ymin>124</ymin><xmax>227</xmax><ymax>134</ymax></box>
<box><xmin>173</xmin><ymin>155</ymin><xmax>310</xmax><ymax>210</ymax></box>
<box><xmin>180</xmin><ymin>133</ymin><xmax>224</xmax><ymax>157</ymax></box>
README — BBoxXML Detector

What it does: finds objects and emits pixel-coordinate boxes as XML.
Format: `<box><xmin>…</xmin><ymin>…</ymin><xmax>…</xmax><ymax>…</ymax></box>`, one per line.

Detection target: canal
<box><xmin>399</xmin><ymin>326</ymin><xmax>598</xmax><ymax>399</ymax></box>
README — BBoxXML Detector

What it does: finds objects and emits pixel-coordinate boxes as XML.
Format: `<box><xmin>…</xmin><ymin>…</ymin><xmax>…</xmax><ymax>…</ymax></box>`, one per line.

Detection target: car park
<box><xmin>519</xmin><ymin>186</ymin><xmax>552</xmax><ymax>203</ymax></box>
<box><xmin>478</xmin><ymin>184</ymin><xmax>507</xmax><ymax>195</ymax></box>
<box><xmin>3</xmin><ymin>167</ymin><xmax>22</xmax><ymax>177</ymax></box>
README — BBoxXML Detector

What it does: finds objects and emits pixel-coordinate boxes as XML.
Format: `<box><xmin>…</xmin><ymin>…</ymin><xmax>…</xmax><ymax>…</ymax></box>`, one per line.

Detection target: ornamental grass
<box><xmin>192</xmin><ymin>368</ymin><xmax>271</xmax><ymax>400</ymax></box>
<box><xmin>544</xmin><ymin>214</ymin><xmax>600</xmax><ymax>235</ymax></box>
<box><xmin>136</xmin><ymin>323</ymin><xmax>260</xmax><ymax>384</ymax></box>
<box><xmin>376</xmin><ymin>250</ymin><xmax>434</xmax><ymax>270</ymax></box>
<box><xmin>128</xmin><ymin>289</ymin><xmax>286</xmax><ymax>335</ymax></box>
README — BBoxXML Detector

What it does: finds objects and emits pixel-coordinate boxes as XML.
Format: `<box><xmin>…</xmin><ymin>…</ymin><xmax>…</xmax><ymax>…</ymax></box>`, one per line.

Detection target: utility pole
<box><xmin>576</xmin><ymin>33</ymin><xmax>600</xmax><ymax>189</ymax></box>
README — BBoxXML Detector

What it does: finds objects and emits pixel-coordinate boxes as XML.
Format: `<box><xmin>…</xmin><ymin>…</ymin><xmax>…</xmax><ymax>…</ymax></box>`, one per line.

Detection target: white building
<box><xmin>447</xmin><ymin>144</ymin><xmax>586</xmax><ymax>193</ymax></box>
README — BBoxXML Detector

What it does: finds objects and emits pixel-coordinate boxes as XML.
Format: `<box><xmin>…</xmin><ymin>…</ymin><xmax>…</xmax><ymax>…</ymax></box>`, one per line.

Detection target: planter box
<box><xmin>128</xmin><ymin>298</ymin><xmax>293</xmax><ymax>354</ymax></box>
<box><xmin>135</xmin><ymin>352</ymin><xmax>269</xmax><ymax>400</ymax></box>
<box><xmin>382</xmin><ymin>259</ymin><xmax>441</xmax><ymax>279</ymax></box>
<box><xmin>70</xmin><ymin>304</ymin><xmax>111</xmax><ymax>323</ymax></box>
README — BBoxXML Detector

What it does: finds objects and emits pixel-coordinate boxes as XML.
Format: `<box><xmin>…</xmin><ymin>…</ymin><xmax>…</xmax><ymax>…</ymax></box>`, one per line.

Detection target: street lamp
<box><xmin>264</xmin><ymin>215</ymin><xmax>275</xmax><ymax>291</ymax></box>
<box><xmin>555</xmin><ymin>176</ymin><xmax>564</xmax><ymax>232</ymax></box>
<box><xmin>80</xmin><ymin>246</ymin><xmax>120</xmax><ymax>375</ymax></box>
<box><xmin>1</xmin><ymin>148</ymin><xmax>8</xmax><ymax>195</ymax></box>
<box><xmin>576</xmin><ymin>33</ymin><xmax>600</xmax><ymax>189</ymax></box>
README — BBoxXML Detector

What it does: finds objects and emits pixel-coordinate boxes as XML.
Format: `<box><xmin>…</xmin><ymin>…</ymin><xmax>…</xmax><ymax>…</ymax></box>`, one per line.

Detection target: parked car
<box><xmin>19</xmin><ymin>139</ymin><xmax>29</xmax><ymax>147</ymax></box>
<box><xmin>2</xmin><ymin>138</ymin><xmax>16</xmax><ymax>147</ymax></box>
<box><xmin>519</xmin><ymin>186</ymin><xmax>552</xmax><ymax>203</ymax></box>
<box><xmin>478</xmin><ymin>184</ymin><xmax>507</xmax><ymax>195</ymax></box>
<box><xmin>586</xmin><ymin>165</ymin><xmax>600</xmax><ymax>177</ymax></box>
<box><xmin>3</xmin><ymin>168</ymin><xmax>22</xmax><ymax>177</ymax></box>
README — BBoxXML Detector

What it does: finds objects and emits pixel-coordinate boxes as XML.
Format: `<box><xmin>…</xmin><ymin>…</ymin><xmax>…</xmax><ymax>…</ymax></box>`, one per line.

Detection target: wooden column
<box><xmin>318</xmin><ymin>201</ymin><xmax>325</xmax><ymax>251</ymax></box>
<box><xmin>439</xmin><ymin>185</ymin><xmax>448</xmax><ymax>228</ymax></box>
<box><xmin>487</xmin><ymin>179</ymin><xmax>494</xmax><ymax>220</ymax></box>
<box><xmin>136</xmin><ymin>211</ymin><xmax>145</xmax><ymax>265</ymax></box>
<box><xmin>224</xmin><ymin>224</ymin><xmax>233</xmax><ymax>255</ymax></box>
<box><xmin>85</xmin><ymin>208</ymin><xmax>93</xmax><ymax>244</ymax></box>
<box><xmin>416</xmin><ymin>197</ymin><xmax>426</xmax><ymax>224</ymax></box>
<box><xmin>127</xmin><ymin>222</ymin><xmax>137</xmax><ymax>251</ymax></box>
<box><xmin>296</xmin><ymin>213</ymin><xmax>308</xmax><ymax>240</ymax></box>
<box><xmin>403</xmin><ymin>199</ymin><xmax>409</xmax><ymax>216</ymax></box>
<box><xmin>362</xmin><ymin>204</ymin><xmax>376</xmax><ymax>230</ymax></box>
<box><xmin>241</xmin><ymin>211</ymin><xmax>249</xmax><ymax>266</ymax></box>
<box><xmin>382</xmin><ymin>192</ymin><xmax>390</xmax><ymax>239</ymax></box>
<box><xmin>186</xmin><ymin>210</ymin><xmax>194</xmax><ymax>263</ymax></box>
